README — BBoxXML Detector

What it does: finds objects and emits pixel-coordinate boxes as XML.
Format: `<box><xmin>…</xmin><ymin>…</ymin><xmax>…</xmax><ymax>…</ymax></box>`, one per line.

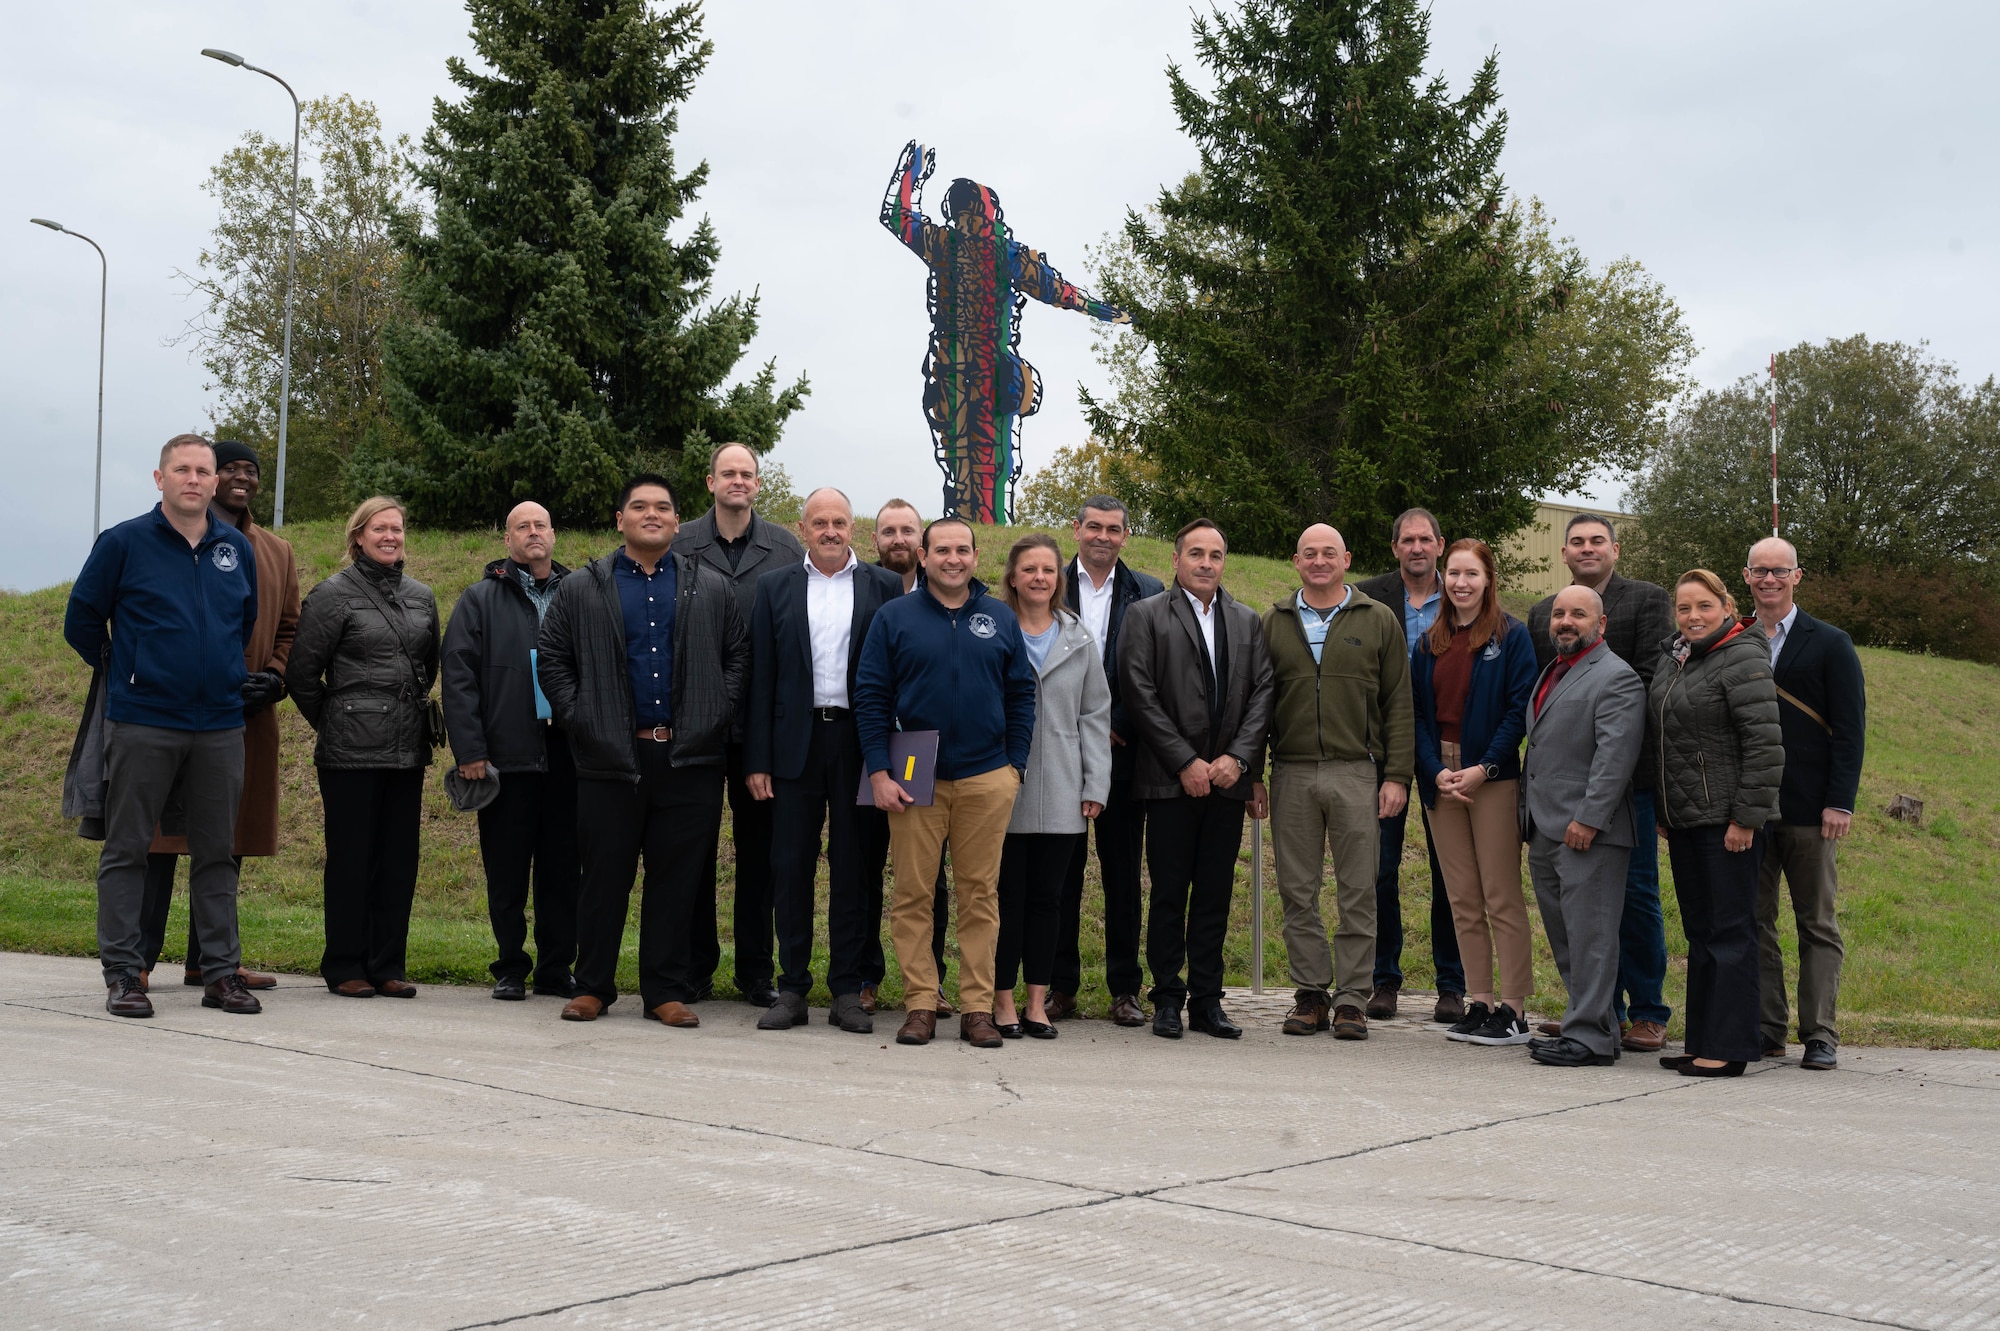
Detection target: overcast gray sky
<box><xmin>5</xmin><ymin>2</ymin><xmax>1994</xmax><ymax>591</ymax></box>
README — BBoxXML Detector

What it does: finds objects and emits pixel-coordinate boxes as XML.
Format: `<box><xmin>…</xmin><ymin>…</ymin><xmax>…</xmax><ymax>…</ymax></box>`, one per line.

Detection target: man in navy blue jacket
<box><xmin>855</xmin><ymin>517</ymin><xmax>1036</xmax><ymax>1049</ymax></box>
<box><xmin>64</xmin><ymin>435</ymin><xmax>262</xmax><ymax>1018</ymax></box>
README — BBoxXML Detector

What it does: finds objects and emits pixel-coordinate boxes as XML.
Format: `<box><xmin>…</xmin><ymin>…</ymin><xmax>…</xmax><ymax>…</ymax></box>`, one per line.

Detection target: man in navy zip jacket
<box><xmin>64</xmin><ymin>434</ymin><xmax>262</xmax><ymax>1018</ymax></box>
<box><xmin>854</xmin><ymin>517</ymin><xmax>1036</xmax><ymax>1049</ymax></box>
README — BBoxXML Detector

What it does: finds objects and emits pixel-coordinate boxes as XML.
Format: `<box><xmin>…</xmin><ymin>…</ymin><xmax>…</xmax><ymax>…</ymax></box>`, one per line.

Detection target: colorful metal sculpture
<box><xmin>880</xmin><ymin>141</ymin><xmax>1129</xmax><ymax>524</ymax></box>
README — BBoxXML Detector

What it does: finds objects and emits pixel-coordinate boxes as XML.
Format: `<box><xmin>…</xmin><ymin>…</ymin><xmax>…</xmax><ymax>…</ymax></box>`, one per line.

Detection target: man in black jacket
<box><xmin>1525</xmin><ymin>513</ymin><xmax>1676</xmax><ymax>1053</ymax></box>
<box><xmin>745</xmin><ymin>488</ymin><xmax>906</xmax><ymax>1034</ymax></box>
<box><xmin>673</xmin><ymin>442</ymin><xmax>806</xmax><ymax>1007</ymax></box>
<box><xmin>536</xmin><ymin>474</ymin><xmax>749</xmax><ymax>1027</ymax></box>
<box><xmin>1354</xmin><ymin>507</ymin><xmax>1467</xmax><ymax>1023</ymax></box>
<box><xmin>1049</xmin><ymin>495</ymin><xmax>1162</xmax><ymax>1025</ymax></box>
<box><xmin>1744</xmin><ymin>536</ymin><xmax>1865</xmax><ymax>1071</ymax></box>
<box><xmin>441</xmin><ymin>501</ymin><xmax>579</xmax><ymax>1002</ymax></box>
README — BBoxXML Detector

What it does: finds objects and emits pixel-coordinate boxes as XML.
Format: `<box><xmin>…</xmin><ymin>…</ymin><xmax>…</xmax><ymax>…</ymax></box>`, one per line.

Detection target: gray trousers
<box><xmin>1527</xmin><ymin>832</ymin><xmax>1626</xmax><ymax>1057</ymax></box>
<box><xmin>1757</xmin><ymin>822</ymin><xmax>1844</xmax><ymax>1048</ymax></box>
<box><xmin>1270</xmin><ymin>758</ymin><xmax>1380</xmax><ymax>1008</ymax></box>
<box><xmin>98</xmin><ymin>721</ymin><xmax>244</xmax><ymax>986</ymax></box>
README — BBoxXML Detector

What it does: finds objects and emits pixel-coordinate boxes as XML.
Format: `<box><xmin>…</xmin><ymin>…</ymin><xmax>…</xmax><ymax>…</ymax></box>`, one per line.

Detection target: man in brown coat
<box><xmin>139</xmin><ymin>440</ymin><xmax>299</xmax><ymax>990</ymax></box>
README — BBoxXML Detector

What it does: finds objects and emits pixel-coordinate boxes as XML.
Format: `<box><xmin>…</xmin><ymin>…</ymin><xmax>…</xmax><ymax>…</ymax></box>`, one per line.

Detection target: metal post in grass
<box><xmin>1250</xmin><ymin>817</ymin><xmax>1264</xmax><ymax>994</ymax></box>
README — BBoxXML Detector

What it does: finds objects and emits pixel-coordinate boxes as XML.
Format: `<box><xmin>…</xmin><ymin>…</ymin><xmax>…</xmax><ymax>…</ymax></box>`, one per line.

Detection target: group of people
<box><xmin>64</xmin><ymin>433</ymin><xmax>1866</xmax><ymax>1077</ymax></box>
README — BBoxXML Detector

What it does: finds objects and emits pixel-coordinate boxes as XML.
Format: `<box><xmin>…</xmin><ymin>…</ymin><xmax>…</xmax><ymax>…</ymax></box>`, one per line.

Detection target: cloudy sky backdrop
<box><xmin>4</xmin><ymin>1</ymin><xmax>1993</xmax><ymax>589</ymax></box>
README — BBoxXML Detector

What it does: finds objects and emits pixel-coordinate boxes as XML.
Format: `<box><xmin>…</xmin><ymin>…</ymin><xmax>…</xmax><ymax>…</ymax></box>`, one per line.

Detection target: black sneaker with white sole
<box><xmin>1462</xmin><ymin>1002</ymin><xmax>1532</xmax><ymax>1045</ymax></box>
<box><xmin>1443</xmin><ymin>1001</ymin><xmax>1493</xmax><ymax>1041</ymax></box>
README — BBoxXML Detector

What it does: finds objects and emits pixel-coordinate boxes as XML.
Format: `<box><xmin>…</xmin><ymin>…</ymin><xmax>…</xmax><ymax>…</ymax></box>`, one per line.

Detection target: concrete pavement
<box><xmin>4</xmin><ymin>950</ymin><xmax>1997</xmax><ymax>1329</ymax></box>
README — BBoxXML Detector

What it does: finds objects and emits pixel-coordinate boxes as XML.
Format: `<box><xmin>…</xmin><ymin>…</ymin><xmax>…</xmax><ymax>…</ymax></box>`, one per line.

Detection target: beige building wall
<box><xmin>1502</xmin><ymin>501</ymin><xmax>1635</xmax><ymax>600</ymax></box>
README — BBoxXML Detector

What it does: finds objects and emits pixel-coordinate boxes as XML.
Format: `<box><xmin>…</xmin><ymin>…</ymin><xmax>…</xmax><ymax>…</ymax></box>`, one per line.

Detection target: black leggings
<box><xmin>995</xmin><ymin>832</ymin><xmax>1084</xmax><ymax>990</ymax></box>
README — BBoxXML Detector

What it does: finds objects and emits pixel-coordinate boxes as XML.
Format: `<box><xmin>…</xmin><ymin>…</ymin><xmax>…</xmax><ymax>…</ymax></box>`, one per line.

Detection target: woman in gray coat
<box><xmin>287</xmin><ymin>496</ymin><xmax>440</xmax><ymax>998</ymax></box>
<box><xmin>993</xmin><ymin>535</ymin><xmax>1111</xmax><ymax>1038</ymax></box>
<box><xmin>1650</xmin><ymin>568</ymin><xmax>1782</xmax><ymax>1077</ymax></box>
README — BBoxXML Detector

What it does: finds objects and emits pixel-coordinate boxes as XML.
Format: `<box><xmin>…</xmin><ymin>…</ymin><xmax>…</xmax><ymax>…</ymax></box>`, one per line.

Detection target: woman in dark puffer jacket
<box><xmin>288</xmin><ymin>496</ymin><xmax>440</xmax><ymax>998</ymax></box>
<box><xmin>1650</xmin><ymin>568</ymin><xmax>1782</xmax><ymax>1077</ymax></box>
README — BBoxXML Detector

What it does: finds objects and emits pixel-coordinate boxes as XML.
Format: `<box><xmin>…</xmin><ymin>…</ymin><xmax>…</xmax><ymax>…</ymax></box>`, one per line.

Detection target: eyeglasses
<box><xmin>1745</xmin><ymin>567</ymin><xmax>1796</xmax><ymax>581</ymax></box>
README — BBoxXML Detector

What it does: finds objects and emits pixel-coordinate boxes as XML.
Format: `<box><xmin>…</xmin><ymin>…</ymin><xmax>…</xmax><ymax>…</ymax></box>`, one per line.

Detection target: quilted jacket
<box><xmin>287</xmin><ymin>557</ymin><xmax>440</xmax><ymax>770</ymax></box>
<box><xmin>1647</xmin><ymin>617</ymin><xmax>1783</xmax><ymax>831</ymax></box>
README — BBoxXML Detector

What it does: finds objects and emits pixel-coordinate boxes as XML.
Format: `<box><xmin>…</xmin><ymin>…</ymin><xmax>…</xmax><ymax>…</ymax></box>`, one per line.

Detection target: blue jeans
<box><xmin>1373</xmin><ymin>802</ymin><xmax>1465</xmax><ymax>995</ymax></box>
<box><xmin>1616</xmin><ymin>790</ymin><xmax>1671</xmax><ymax>1026</ymax></box>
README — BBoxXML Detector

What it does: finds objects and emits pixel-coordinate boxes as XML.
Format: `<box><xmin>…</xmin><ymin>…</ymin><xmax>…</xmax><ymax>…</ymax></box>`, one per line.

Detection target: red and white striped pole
<box><xmin>1769</xmin><ymin>353</ymin><xmax>1780</xmax><ymax>536</ymax></box>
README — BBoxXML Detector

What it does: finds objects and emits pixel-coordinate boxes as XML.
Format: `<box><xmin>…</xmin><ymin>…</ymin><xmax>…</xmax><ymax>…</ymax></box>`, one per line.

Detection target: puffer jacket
<box><xmin>287</xmin><ymin>557</ymin><xmax>440</xmax><ymax>770</ymax></box>
<box><xmin>1649</xmin><ymin>617</ymin><xmax>1782</xmax><ymax>830</ymax></box>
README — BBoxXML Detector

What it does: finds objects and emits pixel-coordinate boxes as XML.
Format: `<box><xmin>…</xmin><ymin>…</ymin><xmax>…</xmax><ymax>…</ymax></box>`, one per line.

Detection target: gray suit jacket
<box><xmin>1008</xmin><ymin>610</ymin><xmax>1113</xmax><ymax>835</ymax></box>
<box><xmin>674</xmin><ymin>508</ymin><xmax>805</xmax><ymax>738</ymax></box>
<box><xmin>1120</xmin><ymin>584</ymin><xmax>1274</xmax><ymax>802</ymax></box>
<box><xmin>1518</xmin><ymin>643</ymin><xmax>1645</xmax><ymax>847</ymax></box>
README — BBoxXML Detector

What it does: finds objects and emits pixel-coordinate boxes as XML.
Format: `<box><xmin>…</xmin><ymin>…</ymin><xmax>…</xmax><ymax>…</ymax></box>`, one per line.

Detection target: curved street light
<box><xmin>202</xmin><ymin>47</ymin><xmax>300</xmax><ymax>527</ymax></box>
<box><xmin>31</xmin><ymin>218</ymin><xmax>108</xmax><ymax>539</ymax></box>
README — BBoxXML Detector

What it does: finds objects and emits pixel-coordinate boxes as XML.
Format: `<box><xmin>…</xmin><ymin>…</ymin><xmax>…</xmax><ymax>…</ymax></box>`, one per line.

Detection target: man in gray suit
<box><xmin>1520</xmin><ymin>585</ymin><xmax>1646</xmax><ymax>1068</ymax></box>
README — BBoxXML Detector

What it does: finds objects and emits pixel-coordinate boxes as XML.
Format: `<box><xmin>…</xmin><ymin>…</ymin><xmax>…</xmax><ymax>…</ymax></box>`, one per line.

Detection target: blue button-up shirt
<box><xmin>1402</xmin><ymin>581</ymin><xmax>1442</xmax><ymax>656</ymax></box>
<box><xmin>614</xmin><ymin>549</ymin><xmax>676</xmax><ymax>730</ymax></box>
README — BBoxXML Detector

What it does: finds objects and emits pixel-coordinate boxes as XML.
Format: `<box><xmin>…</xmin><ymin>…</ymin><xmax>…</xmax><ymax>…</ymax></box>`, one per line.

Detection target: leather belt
<box><xmin>636</xmin><ymin>726</ymin><xmax>673</xmax><ymax>742</ymax></box>
<box><xmin>811</xmin><ymin>706</ymin><xmax>851</xmax><ymax>721</ymax></box>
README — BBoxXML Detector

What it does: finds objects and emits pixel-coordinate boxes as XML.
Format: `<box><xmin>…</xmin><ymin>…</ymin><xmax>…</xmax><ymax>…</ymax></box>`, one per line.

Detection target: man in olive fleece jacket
<box><xmin>1253</xmin><ymin>524</ymin><xmax>1414</xmax><ymax>1039</ymax></box>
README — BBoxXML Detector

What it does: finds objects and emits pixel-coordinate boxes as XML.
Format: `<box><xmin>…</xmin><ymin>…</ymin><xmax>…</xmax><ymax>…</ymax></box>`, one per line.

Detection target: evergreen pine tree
<box><xmin>1092</xmin><ymin>0</ymin><xmax>1576</xmax><ymax>557</ymax></box>
<box><xmin>371</xmin><ymin>0</ymin><xmax>806</xmax><ymax>526</ymax></box>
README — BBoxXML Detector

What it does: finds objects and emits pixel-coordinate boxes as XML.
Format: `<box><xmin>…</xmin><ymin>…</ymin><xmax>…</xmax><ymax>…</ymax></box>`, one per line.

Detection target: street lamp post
<box><xmin>30</xmin><ymin>218</ymin><xmax>108</xmax><ymax>539</ymax></box>
<box><xmin>202</xmin><ymin>47</ymin><xmax>300</xmax><ymax>528</ymax></box>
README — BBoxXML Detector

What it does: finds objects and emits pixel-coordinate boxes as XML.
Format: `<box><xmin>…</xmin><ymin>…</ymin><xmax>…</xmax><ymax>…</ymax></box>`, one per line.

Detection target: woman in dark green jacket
<box><xmin>288</xmin><ymin>496</ymin><xmax>440</xmax><ymax>998</ymax></box>
<box><xmin>1649</xmin><ymin>569</ymin><xmax>1782</xmax><ymax>1077</ymax></box>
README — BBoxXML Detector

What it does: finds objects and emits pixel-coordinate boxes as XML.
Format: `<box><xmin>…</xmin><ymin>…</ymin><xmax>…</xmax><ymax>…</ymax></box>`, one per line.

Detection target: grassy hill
<box><xmin>3</xmin><ymin>519</ymin><xmax>1994</xmax><ymax>1047</ymax></box>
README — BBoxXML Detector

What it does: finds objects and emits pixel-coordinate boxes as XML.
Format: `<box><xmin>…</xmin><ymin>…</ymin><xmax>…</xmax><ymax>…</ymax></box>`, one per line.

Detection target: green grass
<box><xmin>4</xmin><ymin>521</ymin><xmax>1995</xmax><ymax>1045</ymax></box>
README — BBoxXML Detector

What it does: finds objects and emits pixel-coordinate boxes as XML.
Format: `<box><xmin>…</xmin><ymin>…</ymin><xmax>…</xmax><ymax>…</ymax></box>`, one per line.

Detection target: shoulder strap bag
<box><xmin>349</xmin><ymin>567</ymin><xmax>447</xmax><ymax>748</ymax></box>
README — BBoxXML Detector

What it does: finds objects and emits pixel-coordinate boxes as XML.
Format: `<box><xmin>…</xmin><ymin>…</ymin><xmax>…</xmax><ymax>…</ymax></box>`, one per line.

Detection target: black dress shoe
<box><xmin>533</xmin><ymin>976</ymin><xmax>579</xmax><ymax>999</ymax></box>
<box><xmin>996</xmin><ymin>1021</ymin><xmax>1024</xmax><ymax>1039</ymax></box>
<box><xmin>743</xmin><ymin>983</ymin><xmax>781</xmax><ymax>1008</ymax></box>
<box><xmin>1153</xmin><ymin>1005</ymin><xmax>1184</xmax><ymax>1039</ymax></box>
<box><xmin>492</xmin><ymin>976</ymin><xmax>527</xmax><ymax>1001</ymax></box>
<box><xmin>692</xmin><ymin>980</ymin><xmax>715</xmax><ymax>1003</ymax></box>
<box><xmin>1020</xmin><ymin>1018</ymin><xmax>1058</xmax><ymax>1040</ymax></box>
<box><xmin>1188</xmin><ymin>1003</ymin><xmax>1242</xmax><ymax>1039</ymax></box>
<box><xmin>1659</xmin><ymin>1054</ymin><xmax>1694</xmax><ymax>1070</ymax></box>
<box><xmin>1801</xmin><ymin>1038</ymin><xmax>1837</xmax><ymax>1070</ymax></box>
<box><xmin>1529</xmin><ymin>1036</ymin><xmax>1615</xmax><ymax>1067</ymax></box>
<box><xmin>1679</xmin><ymin>1060</ymin><xmax>1746</xmax><ymax>1078</ymax></box>
<box><xmin>106</xmin><ymin>975</ymin><xmax>153</xmax><ymax>1018</ymax></box>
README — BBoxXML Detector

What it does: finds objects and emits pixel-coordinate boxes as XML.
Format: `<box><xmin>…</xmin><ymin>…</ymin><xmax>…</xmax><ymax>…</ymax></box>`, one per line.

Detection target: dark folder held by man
<box><xmin>856</xmin><ymin>729</ymin><xmax>940</xmax><ymax>807</ymax></box>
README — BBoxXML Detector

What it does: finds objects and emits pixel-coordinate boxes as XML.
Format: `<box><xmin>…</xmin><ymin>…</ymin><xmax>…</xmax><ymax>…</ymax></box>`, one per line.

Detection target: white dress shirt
<box><xmin>805</xmin><ymin>550</ymin><xmax>858</xmax><ymax>708</ymax></box>
<box><xmin>1766</xmin><ymin>604</ymin><xmax>1800</xmax><ymax>667</ymax></box>
<box><xmin>1183</xmin><ymin>587</ymin><xmax>1218</xmax><ymax>675</ymax></box>
<box><xmin>1075</xmin><ymin>559</ymin><xmax>1117</xmax><ymax>652</ymax></box>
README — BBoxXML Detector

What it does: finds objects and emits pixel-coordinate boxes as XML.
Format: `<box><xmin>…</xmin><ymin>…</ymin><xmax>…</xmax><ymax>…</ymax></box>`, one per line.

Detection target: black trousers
<box><xmin>575</xmin><ymin>746</ymin><xmax>723</xmax><ymax>1011</ymax></box>
<box><xmin>771</xmin><ymin>717</ymin><xmax>886</xmax><ymax>998</ymax></box>
<box><xmin>1666</xmin><ymin>823</ymin><xmax>1766</xmax><ymax>1063</ymax></box>
<box><xmin>139</xmin><ymin>852</ymin><xmax>244</xmax><ymax>972</ymax></box>
<box><xmin>1145</xmin><ymin>793</ymin><xmax>1246</xmax><ymax>1008</ymax></box>
<box><xmin>997</xmin><ymin>831</ymin><xmax>1084</xmax><ymax>990</ymax></box>
<box><xmin>317</xmin><ymin>766</ymin><xmax>423</xmax><ymax>988</ymax></box>
<box><xmin>863</xmin><ymin>810</ymin><xmax>950</xmax><ymax>986</ymax></box>
<box><xmin>475</xmin><ymin>728</ymin><xmax>580</xmax><ymax>986</ymax></box>
<box><xmin>694</xmin><ymin>741</ymin><xmax>777</xmax><ymax>993</ymax></box>
<box><xmin>1054</xmin><ymin>778</ymin><xmax>1146</xmax><ymax>996</ymax></box>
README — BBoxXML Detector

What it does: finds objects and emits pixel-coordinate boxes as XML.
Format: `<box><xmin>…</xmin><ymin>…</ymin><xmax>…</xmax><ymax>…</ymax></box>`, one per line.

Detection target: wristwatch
<box><xmin>1481</xmin><ymin>762</ymin><xmax>1501</xmax><ymax>782</ymax></box>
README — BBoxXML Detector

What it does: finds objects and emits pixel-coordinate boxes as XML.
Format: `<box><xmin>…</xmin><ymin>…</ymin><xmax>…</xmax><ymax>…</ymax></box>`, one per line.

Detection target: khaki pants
<box><xmin>1269</xmin><ymin>758</ymin><xmax>1380</xmax><ymax>1008</ymax></box>
<box><xmin>1427</xmin><ymin>740</ymin><xmax>1532</xmax><ymax>1001</ymax></box>
<box><xmin>887</xmin><ymin>765</ymin><xmax>1020</xmax><ymax>1015</ymax></box>
<box><xmin>1757</xmin><ymin>821</ymin><xmax>1844</xmax><ymax>1048</ymax></box>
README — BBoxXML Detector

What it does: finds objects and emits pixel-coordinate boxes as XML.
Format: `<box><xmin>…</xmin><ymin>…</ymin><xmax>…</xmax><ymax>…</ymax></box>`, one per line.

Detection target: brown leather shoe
<box><xmin>646</xmin><ymin>1000</ymin><xmax>700</xmax><ymax>1027</ymax></box>
<box><xmin>1109</xmin><ymin>993</ymin><xmax>1147</xmax><ymax>1027</ymax></box>
<box><xmin>1332</xmin><ymin>1005</ymin><xmax>1369</xmax><ymax>1040</ymax></box>
<box><xmin>1365</xmin><ymin>983</ymin><xmax>1400</xmax><ymax>1020</ymax></box>
<box><xmin>895</xmin><ymin>1009</ymin><xmax>936</xmax><ymax>1045</ymax></box>
<box><xmin>1044</xmin><ymin>989</ymin><xmax>1079</xmax><ymax>1021</ymax></box>
<box><xmin>1620</xmin><ymin>1020</ymin><xmax>1666</xmax><ymax>1052</ymax></box>
<box><xmin>1537</xmin><ymin>1020</ymin><xmax>1563</xmax><ymax>1037</ymax></box>
<box><xmin>375</xmin><ymin>979</ymin><xmax>418</xmax><ymax>999</ymax></box>
<box><xmin>138</xmin><ymin>970</ymin><xmax>151</xmax><ymax>993</ymax></box>
<box><xmin>1283</xmin><ymin>990</ymin><xmax>1330</xmax><ymax>1036</ymax></box>
<box><xmin>560</xmin><ymin>994</ymin><xmax>604</xmax><ymax>1021</ymax></box>
<box><xmin>186</xmin><ymin>965</ymin><xmax>277</xmax><ymax>989</ymax></box>
<box><xmin>332</xmin><ymin>979</ymin><xmax>377</xmax><ymax>998</ymax></box>
<box><xmin>959</xmin><ymin>1012</ymin><xmax>1004</xmax><ymax>1048</ymax></box>
<box><xmin>1432</xmin><ymin>992</ymin><xmax>1466</xmax><ymax>1024</ymax></box>
<box><xmin>106</xmin><ymin>975</ymin><xmax>153</xmax><ymax>1018</ymax></box>
<box><xmin>933</xmin><ymin>988</ymin><xmax>955</xmax><ymax>1017</ymax></box>
<box><xmin>202</xmin><ymin>974</ymin><xmax>262</xmax><ymax>1015</ymax></box>
<box><xmin>858</xmin><ymin>984</ymin><xmax>878</xmax><ymax>1014</ymax></box>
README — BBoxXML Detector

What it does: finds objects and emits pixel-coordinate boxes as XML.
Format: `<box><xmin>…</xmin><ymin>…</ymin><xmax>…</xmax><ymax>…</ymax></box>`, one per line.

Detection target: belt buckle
<box><xmin>645</xmin><ymin>725</ymin><xmax>670</xmax><ymax>742</ymax></box>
